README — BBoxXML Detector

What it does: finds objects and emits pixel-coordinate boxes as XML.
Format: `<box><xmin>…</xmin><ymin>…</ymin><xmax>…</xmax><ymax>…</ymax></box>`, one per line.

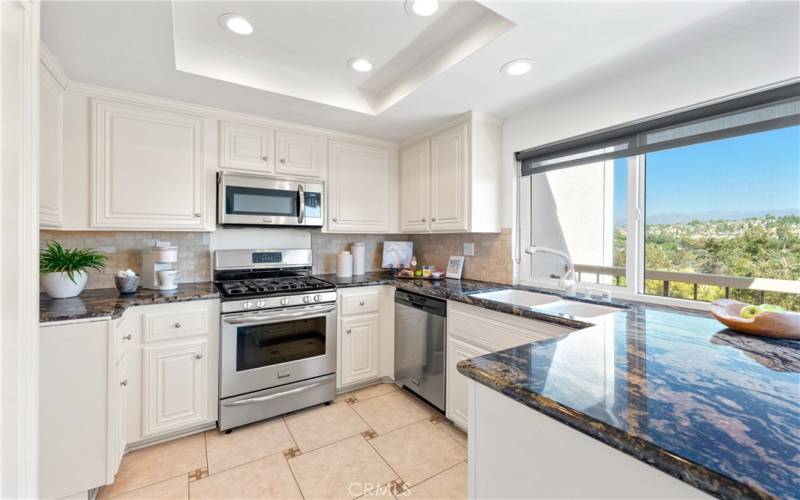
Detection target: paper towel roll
<box><xmin>337</xmin><ymin>251</ymin><xmax>353</xmax><ymax>278</ymax></box>
<box><xmin>351</xmin><ymin>242</ymin><xmax>366</xmax><ymax>276</ymax></box>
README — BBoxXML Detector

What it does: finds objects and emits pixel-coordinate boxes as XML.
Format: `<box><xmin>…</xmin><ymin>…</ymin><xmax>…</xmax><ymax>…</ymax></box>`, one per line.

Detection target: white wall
<box><xmin>502</xmin><ymin>13</ymin><xmax>800</xmax><ymax>280</ymax></box>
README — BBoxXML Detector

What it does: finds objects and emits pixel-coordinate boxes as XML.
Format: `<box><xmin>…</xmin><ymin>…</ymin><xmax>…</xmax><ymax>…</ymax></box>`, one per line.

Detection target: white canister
<box><xmin>337</xmin><ymin>251</ymin><xmax>353</xmax><ymax>278</ymax></box>
<box><xmin>351</xmin><ymin>242</ymin><xmax>366</xmax><ymax>276</ymax></box>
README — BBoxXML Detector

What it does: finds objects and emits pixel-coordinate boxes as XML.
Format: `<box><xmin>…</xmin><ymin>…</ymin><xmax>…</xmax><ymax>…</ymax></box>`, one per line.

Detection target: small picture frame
<box><xmin>446</xmin><ymin>256</ymin><xmax>465</xmax><ymax>279</ymax></box>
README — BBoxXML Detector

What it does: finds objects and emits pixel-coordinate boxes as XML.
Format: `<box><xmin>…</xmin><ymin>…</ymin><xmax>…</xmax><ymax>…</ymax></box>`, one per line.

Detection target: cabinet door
<box><xmin>91</xmin><ymin>99</ymin><xmax>207</xmax><ymax>230</ymax></box>
<box><xmin>113</xmin><ymin>356</ymin><xmax>128</xmax><ymax>474</ymax></box>
<box><xmin>340</xmin><ymin>314</ymin><xmax>380</xmax><ymax>387</ymax></box>
<box><xmin>219</xmin><ymin>120</ymin><xmax>274</xmax><ymax>173</ymax></box>
<box><xmin>446</xmin><ymin>337</ymin><xmax>488</xmax><ymax>431</ymax></box>
<box><xmin>39</xmin><ymin>60</ymin><xmax>64</xmax><ymax>228</ymax></box>
<box><xmin>399</xmin><ymin>140</ymin><xmax>430</xmax><ymax>232</ymax></box>
<box><xmin>328</xmin><ymin>140</ymin><xmax>392</xmax><ymax>232</ymax></box>
<box><xmin>142</xmin><ymin>340</ymin><xmax>208</xmax><ymax>437</ymax></box>
<box><xmin>275</xmin><ymin>129</ymin><xmax>322</xmax><ymax>178</ymax></box>
<box><xmin>430</xmin><ymin>122</ymin><xmax>469</xmax><ymax>232</ymax></box>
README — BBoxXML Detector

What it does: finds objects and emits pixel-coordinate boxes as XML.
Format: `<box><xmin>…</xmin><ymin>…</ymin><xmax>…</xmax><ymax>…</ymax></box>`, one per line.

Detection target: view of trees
<box><xmin>611</xmin><ymin>215</ymin><xmax>800</xmax><ymax>311</ymax></box>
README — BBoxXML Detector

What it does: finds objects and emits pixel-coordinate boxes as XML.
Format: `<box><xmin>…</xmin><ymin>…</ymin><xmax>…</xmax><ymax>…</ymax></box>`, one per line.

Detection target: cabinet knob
<box><xmin>120</xmin><ymin>379</ymin><xmax>128</xmax><ymax>386</ymax></box>
<box><xmin>346</xmin><ymin>329</ymin><xmax>352</xmax><ymax>334</ymax></box>
<box><xmin>123</xmin><ymin>334</ymin><xmax>132</xmax><ymax>341</ymax></box>
<box><xmin>261</xmin><ymin>155</ymin><xmax>269</xmax><ymax>161</ymax></box>
<box><xmin>359</xmin><ymin>301</ymin><xmax>365</xmax><ymax>306</ymax></box>
<box><xmin>196</xmin><ymin>353</ymin><xmax>203</xmax><ymax>360</ymax></box>
<box><xmin>431</xmin><ymin>217</ymin><xmax>437</xmax><ymax>222</ymax></box>
<box><xmin>174</xmin><ymin>322</ymin><xmax>182</xmax><ymax>328</ymax></box>
<box><xmin>279</xmin><ymin>158</ymin><xmax>286</xmax><ymax>164</ymax></box>
<box><xmin>332</xmin><ymin>217</ymin><xmax>338</xmax><ymax>222</ymax></box>
<box><xmin>194</xmin><ymin>213</ymin><xmax>202</xmax><ymax>218</ymax></box>
<box><xmin>421</xmin><ymin>218</ymin><xmax>426</xmax><ymax>222</ymax></box>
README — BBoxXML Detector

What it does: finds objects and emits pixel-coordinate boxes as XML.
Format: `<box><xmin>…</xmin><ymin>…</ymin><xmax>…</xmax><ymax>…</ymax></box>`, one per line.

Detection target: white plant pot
<box><xmin>41</xmin><ymin>271</ymin><xmax>89</xmax><ymax>299</ymax></box>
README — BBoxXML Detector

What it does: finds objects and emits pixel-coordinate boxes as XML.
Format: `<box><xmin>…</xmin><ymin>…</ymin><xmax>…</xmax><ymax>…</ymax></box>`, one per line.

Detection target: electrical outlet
<box><xmin>463</xmin><ymin>243</ymin><xmax>475</xmax><ymax>256</ymax></box>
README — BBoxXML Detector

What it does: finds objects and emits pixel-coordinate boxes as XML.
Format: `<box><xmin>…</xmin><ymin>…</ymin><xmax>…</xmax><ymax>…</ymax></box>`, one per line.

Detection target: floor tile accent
<box><xmin>429</xmin><ymin>415</ymin><xmax>444</xmax><ymax>424</ymax></box>
<box><xmin>288</xmin><ymin>435</ymin><xmax>397</xmax><ymax>499</ymax></box>
<box><xmin>370</xmin><ymin>420</ymin><xmax>467</xmax><ymax>486</ymax></box>
<box><xmin>112</xmin><ymin>475</ymin><xmax>189</xmax><ymax>500</ymax></box>
<box><xmin>189</xmin><ymin>453</ymin><xmax>302</xmax><ymax>499</ymax></box>
<box><xmin>352</xmin><ymin>391</ymin><xmax>431</xmax><ymax>434</ymax></box>
<box><xmin>345</xmin><ymin>396</ymin><xmax>359</xmax><ymax>404</ymax></box>
<box><xmin>187</xmin><ymin>467</ymin><xmax>208</xmax><ymax>482</ymax></box>
<box><xmin>283</xmin><ymin>446</ymin><xmax>302</xmax><ymax>459</ymax></box>
<box><xmin>389</xmin><ymin>479</ymin><xmax>409</xmax><ymax>496</ymax></box>
<box><xmin>204</xmin><ymin>417</ymin><xmax>295</xmax><ymax>474</ymax></box>
<box><xmin>361</xmin><ymin>429</ymin><xmax>379</xmax><ymax>440</ymax></box>
<box><xmin>351</xmin><ymin>382</ymin><xmax>398</xmax><ymax>401</ymax></box>
<box><xmin>436</xmin><ymin>421</ymin><xmax>468</xmax><ymax>448</ymax></box>
<box><xmin>404</xmin><ymin>462</ymin><xmax>467</xmax><ymax>499</ymax></box>
<box><xmin>284</xmin><ymin>400</ymin><xmax>370</xmax><ymax>451</ymax></box>
<box><xmin>98</xmin><ymin>433</ymin><xmax>206</xmax><ymax>498</ymax></box>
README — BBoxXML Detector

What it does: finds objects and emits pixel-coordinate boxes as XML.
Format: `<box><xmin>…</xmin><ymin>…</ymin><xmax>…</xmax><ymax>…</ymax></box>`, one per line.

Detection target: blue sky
<box><xmin>613</xmin><ymin>125</ymin><xmax>800</xmax><ymax>221</ymax></box>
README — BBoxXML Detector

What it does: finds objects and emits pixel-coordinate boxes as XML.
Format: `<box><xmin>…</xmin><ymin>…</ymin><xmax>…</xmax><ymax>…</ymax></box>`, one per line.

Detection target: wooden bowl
<box><xmin>710</xmin><ymin>299</ymin><xmax>800</xmax><ymax>340</ymax></box>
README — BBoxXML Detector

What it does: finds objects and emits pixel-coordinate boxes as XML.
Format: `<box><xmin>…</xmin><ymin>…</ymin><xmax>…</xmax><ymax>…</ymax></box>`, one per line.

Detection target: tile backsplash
<box><xmin>310</xmin><ymin>233</ymin><xmax>410</xmax><ymax>275</ymax></box>
<box><xmin>40</xmin><ymin>231</ymin><xmax>211</xmax><ymax>289</ymax></box>
<box><xmin>410</xmin><ymin>229</ymin><xmax>513</xmax><ymax>284</ymax></box>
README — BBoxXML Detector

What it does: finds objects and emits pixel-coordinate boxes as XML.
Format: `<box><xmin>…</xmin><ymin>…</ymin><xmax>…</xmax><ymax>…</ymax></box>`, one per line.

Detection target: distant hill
<box><xmin>645</xmin><ymin>208</ymin><xmax>800</xmax><ymax>225</ymax></box>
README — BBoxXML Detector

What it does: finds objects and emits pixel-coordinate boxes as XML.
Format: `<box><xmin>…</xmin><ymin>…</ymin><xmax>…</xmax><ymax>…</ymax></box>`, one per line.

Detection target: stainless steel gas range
<box><xmin>214</xmin><ymin>249</ymin><xmax>337</xmax><ymax>431</ymax></box>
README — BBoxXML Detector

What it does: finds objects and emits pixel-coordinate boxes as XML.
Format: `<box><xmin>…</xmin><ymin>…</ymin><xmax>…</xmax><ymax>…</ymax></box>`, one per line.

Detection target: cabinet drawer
<box><xmin>340</xmin><ymin>289</ymin><xmax>380</xmax><ymax>316</ymax></box>
<box><xmin>142</xmin><ymin>307</ymin><xmax>209</xmax><ymax>342</ymax></box>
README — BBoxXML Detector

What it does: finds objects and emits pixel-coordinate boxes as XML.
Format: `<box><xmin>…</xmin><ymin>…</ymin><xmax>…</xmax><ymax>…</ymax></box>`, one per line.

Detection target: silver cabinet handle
<box><xmin>346</xmin><ymin>328</ymin><xmax>352</xmax><ymax>334</ymax></box>
<box><xmin>261</xmin><ymin>155</ymin><xmax>269</xmax><ymax>161</ymax></box>
<box><xmin>194</xmin><ymin>212</ymin><xmax>202</xmax><ymax>218</ymax></box>
<box><xmin>174</xmin><ymin>323</ymin><xmax>182</xmax><ymax>328</ymax></box>
<box><xmin>431</xmin><ymin>217</ymin><xmax>437</xmax><ymax>221</ymax></box>
<box><xmin>196</xmin><ymin>353</ymin><xmax>203</xmax><ymax>360</ymax></box>
<box><xmin>120</xmin><ymin>379</ymin><xmax>128</xmax><ymax>386</ymax></box>
<box><xmin>332</xmin><ymin>217</ymin><xmax>338</xmax><ymax>222</ymax></box>
<box><xmin>359</xmin><ymin>301</ymin><xmax>365</xmax><ymax>306</ymax></box>
<box><xmin>298</xmin><ymin>184</ymin><xmax>305</xmax><ymax>224</ymax></box>
<box><xmin>222</xmin><ymin>376</ymin><xmax>333</xmax><ymax>407</ymax></box>
<box><xmin>280</xmin><ymin>158</ymin><xmax>286</xmax><ymax>164</ymax></box>
<box><xmin>123</xmin><ymin>334</ymin><xmax>132</xmax><ymax>341</ymax></box>
<box><xmin>422</xmin><ymin>218</ymin><xmax>426</xmax><ymax>222</ymax></box>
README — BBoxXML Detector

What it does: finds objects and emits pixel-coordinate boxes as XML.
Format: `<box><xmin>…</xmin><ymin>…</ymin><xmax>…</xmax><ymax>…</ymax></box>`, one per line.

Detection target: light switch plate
<box><xmin>463</xmin><ymin>243</ymin><xmax>475</xmax><ymax>256</ymax></box>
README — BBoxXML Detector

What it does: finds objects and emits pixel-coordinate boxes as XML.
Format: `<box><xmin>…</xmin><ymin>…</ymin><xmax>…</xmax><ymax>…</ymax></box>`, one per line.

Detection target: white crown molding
<box><xmin>400</xmin><ymin>110</ymin><xmax>504</xmax><ymax>147</ymax></box>
<box><xmin>66</xmin><ymin>80</ymin><xmax>399</xmax><ymax>149</ymax></box>
<box><xmin>39</xmin><ymin>42</ymin><xmax>70</xmax><ymax>90</ymax></box>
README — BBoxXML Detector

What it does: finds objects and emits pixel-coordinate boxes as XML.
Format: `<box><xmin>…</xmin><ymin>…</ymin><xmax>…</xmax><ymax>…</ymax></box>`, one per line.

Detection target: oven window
<box><xmin>226</xmin><ymin>186</ymin><xmax>298</xmax><ymax>217</ymax></box>
<box><xmin>236</xmin><ymin>317</ymin><xmax>326</xmax><ymax>372</ymax></box>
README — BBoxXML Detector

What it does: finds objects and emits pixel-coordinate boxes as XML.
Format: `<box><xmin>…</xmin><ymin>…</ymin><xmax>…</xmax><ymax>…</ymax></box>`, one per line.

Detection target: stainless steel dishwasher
<box><xmin>394</xmin><ymin>290</ymin><xmax>446</xmax><ymax>411</ymax></box>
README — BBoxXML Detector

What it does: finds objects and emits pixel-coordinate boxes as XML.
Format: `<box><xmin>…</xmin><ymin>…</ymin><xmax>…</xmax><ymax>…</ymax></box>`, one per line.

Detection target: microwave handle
<box><xmin>298</xmin><ymin>184</ymin><xmax>305</xmax><ymax>224</ymax></box>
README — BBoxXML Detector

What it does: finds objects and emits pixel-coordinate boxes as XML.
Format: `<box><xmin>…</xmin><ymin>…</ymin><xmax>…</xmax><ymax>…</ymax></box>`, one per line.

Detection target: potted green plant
<box><xmin>40</xmin><ymin>241</ymin><xmax>108</xmax><ymax>298</ymax></box>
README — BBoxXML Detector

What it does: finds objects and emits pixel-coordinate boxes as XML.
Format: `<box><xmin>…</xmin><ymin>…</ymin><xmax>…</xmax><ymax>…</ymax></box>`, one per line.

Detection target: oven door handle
<box><xmin>222</xmin><ymin>375</ymin><xmax>334</xmax><ymax>407</ymax></box>
<box><xmin>223</xmin><ymin>305</ymin><xmax>336</xmax><ymax>325</ymax></box>
<box><xmin>297</xmin><ymin>184</ymin><xmax>305</xmax><ymax>224</ymax></box>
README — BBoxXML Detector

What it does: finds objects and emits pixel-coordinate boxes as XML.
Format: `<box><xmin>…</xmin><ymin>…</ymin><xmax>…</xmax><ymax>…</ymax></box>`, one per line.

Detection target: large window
<box><xmin>518</xmin><ymin>85</ymin><xmax>800</xmax><ymax>311</ymax></box>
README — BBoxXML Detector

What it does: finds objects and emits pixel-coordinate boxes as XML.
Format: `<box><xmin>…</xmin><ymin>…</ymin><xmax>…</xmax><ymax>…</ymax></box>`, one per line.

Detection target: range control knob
<box><xmin>242</xmin><ymin>301</ymin><xmax>253</xmax><ymax>310</ymax></box>
<box><xmin>256</xmin><ymin>300</ymin><xmax>266</xmax><ymax>308</ymax></box>
<box><xmin>303</xmin><ymin>296</ymin><xmax>312</xmax><ymax>303</ymax></box>
<box><xmin>280</xmin><ymin>297</ymin><xmax>290</xmax><ymax>306</ymax></box>
<box><xmin>314</xmin><ymin>295</ymin><xmax>322</xmax><ymax>303</ymax></box>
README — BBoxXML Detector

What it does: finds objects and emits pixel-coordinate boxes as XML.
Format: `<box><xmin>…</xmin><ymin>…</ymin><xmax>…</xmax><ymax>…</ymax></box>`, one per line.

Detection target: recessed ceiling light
<box><xmin>348</xmin><ymin>58</ymin><xmax>373</xmax><ymax>73</ymax></box>
<box><xmin>218</xmin><ymin>13</ymin><xmax>254</xmax><ymax>35</ymax></box>
<box><xmin>405</xmin><ymin>0</ymin><xmax>439</xmax><ymax>17</ymax></box>
<box><xmin>500</xmin><ymin>59</ymin><xmax>534</xmax><ymax>76</ymax></box>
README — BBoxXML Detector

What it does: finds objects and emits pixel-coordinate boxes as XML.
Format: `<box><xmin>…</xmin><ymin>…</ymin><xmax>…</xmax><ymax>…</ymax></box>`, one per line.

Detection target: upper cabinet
<box><xmin>91</xmin><ymin>98</ymin><xmax>208</xmax><ymax>230</ymax></box>
<box><xmin>39</xmin><ymin>58</ymin><xmax>65</xmax><ymax>228</ymax></box>
<box><xmin>219</xmin><ymin>120</ymin><xmax>324</xmax><ymax>179</ymax></box>
<box><xmin>399</xmin><ymin>113</ymin><xmax>502</xmax><ymax>234</ymax></box>
<box><xmin>328</xmin><ymin>140</ymin><xmax>394</xmax><ymax>233</ymax></box>
<box><xmin>219</xmin><ymin>120</ymin><xmax>275</xmax><ymax>173</ymax></box>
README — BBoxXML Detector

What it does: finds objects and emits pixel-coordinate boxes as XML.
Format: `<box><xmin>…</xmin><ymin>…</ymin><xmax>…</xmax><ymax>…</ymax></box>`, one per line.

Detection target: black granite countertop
<box><xmin>457</xmin><ymin>303</ymin><xmax>800</xmax><ymax>499</ymax></box>
<box><xmin>39</xmin><ymin>282</ymin><xmax>220</xmax><ymax>323</ymax></box>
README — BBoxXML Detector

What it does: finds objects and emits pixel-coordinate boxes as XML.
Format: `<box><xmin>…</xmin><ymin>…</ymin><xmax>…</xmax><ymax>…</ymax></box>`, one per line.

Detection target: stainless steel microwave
<box><xmin>217</xmin><ymin>172</ymin><xmax>324</xmax><ymax>227</ymax></box>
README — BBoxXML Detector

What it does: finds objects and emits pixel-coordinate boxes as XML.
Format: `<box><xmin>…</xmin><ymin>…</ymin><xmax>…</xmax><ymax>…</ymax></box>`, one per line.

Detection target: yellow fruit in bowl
<box><xmin>740</xmin><ymin>305</ymin><xmax>761</xmax><ymax>319</ymax></box>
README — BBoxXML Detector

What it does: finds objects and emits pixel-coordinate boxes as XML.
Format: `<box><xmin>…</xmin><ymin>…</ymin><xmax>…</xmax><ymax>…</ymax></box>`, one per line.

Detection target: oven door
<box><xmin>220</xmin><ymin>303</ymin><xmax>337</xmax><ymax>398</ymax></box>
<box><xmin>218</xmin><ymin>172</ymin><xmax>323</xmax><ymax>227</ymax></box>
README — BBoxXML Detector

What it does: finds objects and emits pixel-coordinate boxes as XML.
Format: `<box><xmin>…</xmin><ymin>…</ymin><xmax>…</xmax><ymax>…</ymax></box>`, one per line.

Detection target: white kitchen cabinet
<box><xmin>340</xmin><ymin>314</ymin><xmax>380</xmax><ymax>387</ymax></box>
<box><xmin>219</xmin><ymin>120</ymin><xmax>275</xmax><ymax>173</ymax></box>
<box><xmin>112</xmin><ymin>355</ymin><xmax>128</xmax><ymax>474</ymax></box>
<box><xmin>328</xmin><ymin>140</ymin><xmax>394</xmax><ymax>233</ymax></box>
<box><xmin>39</xmin><ymin>58</ymin><xmax>65</xmax><ymax>228</ymax></box>
<box><xmin>275</xmin><ymin>128</ymin><xmax>323</xmax><ymax>178</ymax></box>
<box><xmin>399</xmin><ymin>112</ymin><xmax>502</xmax><ymax>234</ymax></box>
<box><xmin>399</xmin><ymin>139</ymin><xmax>430</xmax><ymax>232</ymax></box>
<box><xmin>142</xmin><ymin>340</ymin><xmax>209</xmax><ymax>437</ymax></box>
<box><xmin>90</xmin><ymin>98</ymin><xmax>208</xmax><ymax>230</ymax></box>
<box><xmin>446</xmin><ymin>336</ymin><xmax>490</xmax><ymax>430</ymax></box>
<box><xmin>445</xmin><ymin>301</ymin><xmax>573</xmax><ymax>430</ymax></box>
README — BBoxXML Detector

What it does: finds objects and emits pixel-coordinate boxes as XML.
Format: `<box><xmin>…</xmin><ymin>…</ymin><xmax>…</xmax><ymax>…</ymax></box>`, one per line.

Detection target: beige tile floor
<box><xmin>98</xmin><ymin>383</ymin><xmax>468</xmax><ymax>500</ymax></box>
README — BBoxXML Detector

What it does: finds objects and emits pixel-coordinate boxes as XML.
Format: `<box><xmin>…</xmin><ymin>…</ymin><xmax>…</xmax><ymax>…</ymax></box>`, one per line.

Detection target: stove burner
<box><xmin>218</xmin><ymin>276</ymin><xmax>333</xmax><ymax>298</ymax></box>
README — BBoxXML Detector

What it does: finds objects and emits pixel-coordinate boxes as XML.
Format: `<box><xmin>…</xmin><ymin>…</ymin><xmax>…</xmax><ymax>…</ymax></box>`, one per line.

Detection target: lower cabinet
<box><xmin>339</xmin><ymin>314</ymin><xmax>380</xmax><ymax>386</ymax></box>
<box><xmin>446</xmin><ymin>337</ymin><xmax>490</xmax><ymax>430</ymax></box>
<box><xmin>142</xmin><ymin>340</ymin><xmax>208</xmax><ymax>437</ymax></box>
<box><xmin>113</xmin><ymin>355</ymin><xmax>128</xmax><ymax>475</ymax></box>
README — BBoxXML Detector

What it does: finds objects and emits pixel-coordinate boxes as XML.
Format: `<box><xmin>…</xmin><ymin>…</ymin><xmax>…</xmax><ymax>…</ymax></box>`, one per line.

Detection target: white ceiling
<box><xmin>41</xmin><ymin>1</ymin><xmax>800</xmax><ymax>142</ymax></box>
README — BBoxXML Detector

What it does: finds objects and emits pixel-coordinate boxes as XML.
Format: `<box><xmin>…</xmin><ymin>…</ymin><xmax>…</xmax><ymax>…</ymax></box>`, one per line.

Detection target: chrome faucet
<box><xmin>525</xmin><ymin>245</ymin><xmax>577</xmax><ymax>297</ymax></box>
